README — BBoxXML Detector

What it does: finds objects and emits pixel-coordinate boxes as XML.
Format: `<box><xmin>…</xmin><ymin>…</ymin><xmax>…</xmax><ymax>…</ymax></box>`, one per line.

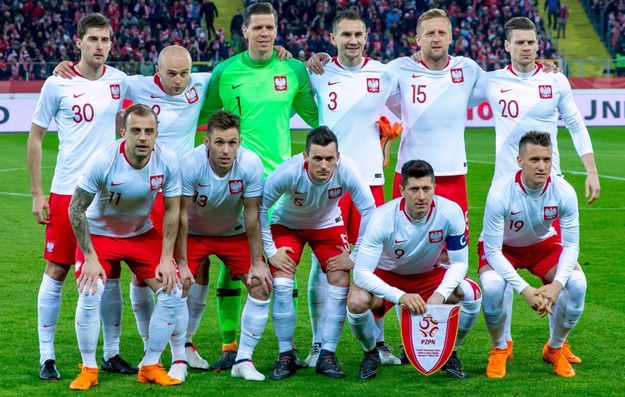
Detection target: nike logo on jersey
<box><xmin>500</xmin><ymin>88</ymin><xmax>513</xmax><ymax>93</ymax></box>
<box><xmin>150</xmin><ymin>94</ymin><xmax>159</xmax><ymax>98</ymax></box>
<box><xmin>394</xmin><ymin>239</ymin><xmax>407</xmax><ymax>244</ymax></box>
<box><xmin>328</xmin><ymin>81</ymin><xmax>340</xmax><ymax>86</ymax></box>
<box><xmin>73</xmin><ymin>93</ymin><xmax>86</xmax><ymax>98</ymax></box>
<box><xmin>232</xmin><ymin>83</ymin><xmax>244</xmax><ymax>89</ymax></box>
<box><xmin>111</xmin><ymin>181</ymin><xmax>124</xmax><ymax>186</ymax></box>
<box><xmin>510</xmin><ymin>210</ymin><xmax>523</xmax><ymax>215</ymax></box>
<box><xmin>412</xmin><ymin>74</ymin><xmax>422</xmax><ymax>78</ymax></box>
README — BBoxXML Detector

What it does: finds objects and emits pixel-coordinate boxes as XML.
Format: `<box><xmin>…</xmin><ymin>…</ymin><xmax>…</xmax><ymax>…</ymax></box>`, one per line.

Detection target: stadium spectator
<box><xmin>557</xmin><ymin>3</ymin><xmax>569</xmax><ymax>39</ymax></box>
<box><xmin>201</xmin><ymin>0</ymin><xmax>218</xmax><ymax>40</ymax></box>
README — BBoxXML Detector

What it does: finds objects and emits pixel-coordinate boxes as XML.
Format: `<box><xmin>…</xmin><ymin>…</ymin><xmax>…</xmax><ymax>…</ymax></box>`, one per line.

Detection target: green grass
<box><xmin>0</xmin><ymin>127</ymin><xmax>623</xmax><ymax>396</ymax></box>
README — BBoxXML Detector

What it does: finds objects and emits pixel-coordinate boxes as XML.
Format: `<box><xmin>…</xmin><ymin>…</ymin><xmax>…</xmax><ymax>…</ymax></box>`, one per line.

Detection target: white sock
<box><xmin>129</xmin><ymin>283</ymin><xmax>154</xmax><ymax>350</ymax></box>
<box><xmin>100</xmin><ymin>278</ymin><xmax>122</xmax><ymax>360</ymax></box>
<box><xmin>321</xmin><ymin>285</ymin><xmax>348</xmax><ymax>353</ymax></box>
<box><xmin>272</xmin><ymin>278</ymin><xmax>295</xmax><ymax>353</ymax></box>
<box><xmin>169</xmin><ymin>297</ymin><xmax>188</xmax><ymax>362</ymax></box>
<box><xmin>237</xmin><ymin>296</ymin><xmax>270</xmax><ymax>361</ymax></box>
<box><xmin>186</xmin><ymin>283</ymin><xmax>208</xmax><ymax>343</ymax></box>
<box><xmin>456</xmin><ymin>279</ymin><xmax>482</xmax><ymax>347</ymax></box>
<box><xmin>375</xmin><ymin>317</ymin><xmax>385</xmax><ymax>343</ymax></box>
<box><xmin>76</xmin><ymin>279</ymin><xmax>104</xmax><ymax>368</ymax></box>
<box><xmin>38</xmin><ymin>274</ymin><xmax>64</xmax><ymax>364</ymax></box>
<box><xmin>549</xmin><ymin>270</ymin><xmax>586</xmax><ymax>348</ymax></box>
<box><xmin>480</xmin><ymin>271</ymin><xmax>507</xmax><ymax>349</ymax></box>
<box><xmin>503</xmin><ymin>283</ymin><xmax>514</xmax><ymax>341</ymax></box>
<box><xmin>143</xmin><ymin>289</ymin><xmax>182</xmax><ymax>366</ymax></box>
<box><xmin>308</xmin><ymin>254</ymin><xmax>328</xmax><ymax>345</ymax></box>
<box><xmin>347</xmin><ymin>309</ymin><xmax>377</xmax><ymax>352</ymax></box>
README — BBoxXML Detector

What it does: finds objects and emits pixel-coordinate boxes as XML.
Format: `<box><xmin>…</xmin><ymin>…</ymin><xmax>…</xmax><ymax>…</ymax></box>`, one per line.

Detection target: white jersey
<box><xmin>32</xmin><ymin>65</ymin><xmax>128</xmax><ymax>194</ymax></box>
<box><xmin>388</xmin><ymin>56</ymin><xmax>484</xmax><ymax>176</ymax></box>
<box><xmin>354</xmin><ymin>196</ymin><xmax>469</xmax><ymax>303</ymax></box>
<box><xmin>126</xmin><ymin>73</ymin><xmax>211</xmax><ymax>156</ymax></box>
<box><xmin>261</xmin><ymin>153</ymin><xmax>375</xmax><ymax>257</ymax></box>
<box><xmin>472</xmin><ymin>64</ymin><xmax>594</xmax><ymax>181</ymax></box>
<box><xmin>309</xmin><ymin>57</ymin><xmax>398</xmax><ymax>185</ymax></box>
<box><xmin>78</xmin><ymin>139</ymin><xmax>181</xmax><ymax>238</ymax></box>
<box><xmin>481</xmin><ymin>170</ymin><xmax>579</xmax><ymax>293</ymax></box>
<box><xmin>180</xmin><ymin>146</ymin><xmax>264</xmax><ymax>236</ymax></box>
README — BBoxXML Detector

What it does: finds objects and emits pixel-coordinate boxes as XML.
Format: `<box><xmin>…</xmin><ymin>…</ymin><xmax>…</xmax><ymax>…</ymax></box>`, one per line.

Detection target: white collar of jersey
<box><xmin>514</xmin><ymin>170</ymin><xmax>551</xmax><ymax>196</ymax></box>
<box><xmin>399</xmin><ymin>197</ymin><xmax>435</xmax><ymax>224</ymax></box>
<box><xmin>506</xmin><ymin>63</ymin><xmax>543</xmax><ymax>78</ymax></box>
<box><xmin>332</xmin><ymin>56</ymin><xmax>371</xmax><ymax>71</ymax></box>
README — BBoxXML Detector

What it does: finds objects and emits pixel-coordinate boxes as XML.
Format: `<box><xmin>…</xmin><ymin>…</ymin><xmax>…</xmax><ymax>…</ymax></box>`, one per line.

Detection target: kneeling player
<box><xmin>68</xmin><ymin>104</ymin><xmax>183</xmax><ymax>390</ymax></box>
<box><xmin>348</xmin><ymin>160</ymin><xmax>481</xmax><ymax>380</ymax></box>
<box><xmin>480</xmin><ymin>131</ymin><xmax>586</xmax><ymax>378</ymax></box>
<box><xmin>176</xmin><ymin>110</ymin><xmax>271</xmax><ymax>381</ymax></box>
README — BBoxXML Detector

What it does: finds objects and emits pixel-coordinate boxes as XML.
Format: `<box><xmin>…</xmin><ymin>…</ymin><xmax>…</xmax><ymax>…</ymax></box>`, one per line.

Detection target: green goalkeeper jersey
<box><xmin>199</xmin><ymin>50</ymin><xmax>319</xmax><ymax>175</ymax></box>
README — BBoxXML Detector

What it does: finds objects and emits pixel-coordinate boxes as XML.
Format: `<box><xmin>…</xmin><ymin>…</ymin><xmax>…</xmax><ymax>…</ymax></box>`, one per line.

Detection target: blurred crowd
<box><xmin>0</xmin><ymin>0</ymin><xmax>558</xmax><ymax>81</ymax></box>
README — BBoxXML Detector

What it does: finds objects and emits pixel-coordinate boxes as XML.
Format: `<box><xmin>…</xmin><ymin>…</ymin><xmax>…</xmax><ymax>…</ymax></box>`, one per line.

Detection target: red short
<box><xmin>339</xmin><ymin>185</ymin><xmax>385</xmax><ymax>245</ymax></box>
<box><xmin>74</xmin><ymin>228</ymin><xmax>166</xmax><ymax>285</ymax></box>
<box><xmin>270</xmin><ymin>224</ymin><xmax>349</xmax><ymax>273</ymax></box>
<box><xmin>186</xmin><ymin>233</ymin><xmax>251</xmax><ymax>279</ymax></box>
<box><xmin>477</xmin><ymin>235</ymin><xmax>562</xmax><ymax>284</ymax></box>
<box><xmin>43</xmin><ymin>193</ymin><xmax>76</xmax><ymax>265</ymax></box>
<box><xmin>149</xmin><ymin>192</ymin><xmax>164</xmax><ymax>236</ymax></box>
<box><xmin>393</xmin><ymin>172</ymin><xmax>468</xmax><ymax>217</ymax></box>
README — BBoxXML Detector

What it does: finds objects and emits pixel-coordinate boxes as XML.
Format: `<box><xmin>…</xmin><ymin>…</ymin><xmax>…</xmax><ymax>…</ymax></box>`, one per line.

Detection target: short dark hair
<box><xmin>244</xmin><ymin>2</ymin><xmax>278</xmax><ymax>27</ymax></box>
<box><xmin>401</xmin><ymin>160</ymin><xmax>435</xmax><ymax>187</ymax></box>
<box><xmin>305</xmin><ymin>126</ymin><xmax>338</xmax><ymax>153</ymax></box>
<box><xmin>332</xmin><ymin>9</ymin><xmax>364</xmax><ymax>33</ymax></box>
<box><xmin>123</xmin><ymin>104</ymin><xmax>158</xmax><ymax>129</ymax></box>
<box><xmin>519</xmin><ymin>131</ymin><xmax>552</xmax><ymax>155</ymax></box>
<box><xmin>206</xmin><ymin>110</ymin><xmax>241</xmax><ymax>136</ymax></box>
<box><xmin>504</xmin><ymin>17</ymin><xmax>536</xmax><ymax>41</ymax></box>
<box><xmin>77</xmin><ymin>13</ymin><xmax>112</xmax><ymax>40</ymax></box>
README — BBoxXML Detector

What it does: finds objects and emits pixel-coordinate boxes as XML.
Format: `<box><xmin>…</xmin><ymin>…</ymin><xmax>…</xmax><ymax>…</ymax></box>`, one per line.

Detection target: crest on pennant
<box><xmin>450</xmin><ymin>68</ymin><xmax>464</xmax><ymax>83</ymax></box>
<box><xmin>229</xmin><ymin>179</ymin><xmax>243</xmax><ymax>194</ymax></box>
<box><xmin>367</xmin><ymin>78</ymin><xmax>380</xmax><ymax>93</ymax></box>
<box><xmin>539</xmin><ymin>85</ymin><xmax>553</xmax><ymax>99</ymax></box>
<box><xmin>274</xmin><ymin>76</ymin><xmax>287</xmax><ymax>91</ymax></box>
<box><xmin>544</xmin><ymin>205</ymin><xmax>558</xmax><ymax>221</ymax></box>
<box><xmin>150</xmin><ymin>175</ymin><xmax>164</xmax><ymax>191</ymax></box>
<box><xmin>110</xmin><ymin>84</ymin><xmax>121</xmax><ymax>99</ymax></box>
<box><xmin>400</xmin><ymin>304</ymin><xmax>460</xmax><ymax>375</ymax></box>
<box><xmin>185</xmin><ymin>87</ymin><xmax>199</xmax><ymax>104</ymax></box>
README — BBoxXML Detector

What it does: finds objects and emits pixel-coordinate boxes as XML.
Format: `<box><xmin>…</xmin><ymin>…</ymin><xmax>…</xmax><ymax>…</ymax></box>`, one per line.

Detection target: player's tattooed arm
<box><xmin>68</xmin><ymin>187</ymin><xmax>96</xmax><ymax>256</ymax></box>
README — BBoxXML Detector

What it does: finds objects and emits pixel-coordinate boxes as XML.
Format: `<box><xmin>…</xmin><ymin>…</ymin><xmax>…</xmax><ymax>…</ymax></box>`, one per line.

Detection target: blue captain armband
<box><xmin>446</xmin><ymin>234</ymin><xmax>467</xmax><ymax>250</ymax></box>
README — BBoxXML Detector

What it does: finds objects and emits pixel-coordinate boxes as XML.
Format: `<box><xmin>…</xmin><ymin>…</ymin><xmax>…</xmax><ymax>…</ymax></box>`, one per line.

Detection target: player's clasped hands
<box><xmin>325</xmin><ymin>246</ymin><xmax>353</xmax><ymax>272</ymax></box>
<box><xmin>399</xmin><ymin>292</ymin><xmax>427</xmax><ymax>314</ymax></box>
<box><xmin>268</xmin><ymin>246</ymin><xmax>297</xmax><ymax>275</ymax></box>
<box><xmin>155</xmin><ymin>258</ymin><xmax>181</xmax><ymax>294</ymax></box>
<box><xmin>521</xmin><ymin>285</ymin><xmax>553</xmax><ymax>317</ymax></box>
<box><xmin>76</xmin><ymin>258</ymin><xmax>107</xmax><ymax>296</ymax></box>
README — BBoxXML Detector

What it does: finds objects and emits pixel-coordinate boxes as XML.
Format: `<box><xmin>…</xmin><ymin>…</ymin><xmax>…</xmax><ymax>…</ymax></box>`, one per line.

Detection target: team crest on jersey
<box><xmin>150</xmin><ymin>175</ymin><xmax>164</xmax><ymax>191</ymax></box>
<box><xmin>328</xmin><ymin>187</ymin><xmax>343</xmax><ymax>199</ymax></box>
<box><xmin>450</xmin><ymin>68</ymin><xmax>464</xmax><ymax>83</ymax></box>
<box><xmin>428</xmin><ymin>229</ymin><xmax>444</xmax><ymax>244</ymax></box>
<box><xmin>539</xmin><ymin>85</ymin><xmax>553</xmax><ymax>99</ymax></box>
<box><xmin>110</xmin><ymin>84</ymin><xmax>121</xmax><ymax>100</ymax></box>
<box><xmin>367</xmin><ymin>78</ymin><xmax>380</xmax><ymax>93</ymax></box>
<box><xmin>274</xmin><ymin>76</ymin><xmax>287</xmax><ymax>91</ymax></box>
<box><xmin>185</xmin><ymin>87</ymin><xmax>199</xmax><ymax>104</ymax></box>
<box><xmin>229</xmin><ymin>179</ymin><xmax>244</xmax><ymax>194</ymax></box>
<box><xmin>544</xmin><ymin>206</ymin><xmax>558</xmax><ymax>221</ymax></box>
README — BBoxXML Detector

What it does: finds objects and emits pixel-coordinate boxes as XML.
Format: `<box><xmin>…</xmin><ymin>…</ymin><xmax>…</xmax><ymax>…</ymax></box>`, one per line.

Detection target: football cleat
<box><xmin>398</xmin><ymin>345</ymin><xmax>410</xmax><ymax>365</ymax></box>
<box><xmin>39</xmin><ymin>359</ymin><xmax>61</xmax><ymax>381</ymax></box>
<box><xmin>69</xmin><ymin>366</ymin><xmax>98</xmax><ymax>390</ymax></box>
<box><xmin>486</xmin><ymin>348</ymin><xmax>508</xmax><ymax>379</ymax></box>
<box><xmin>210</xmin><ymin>350</ymin><xmax>237</xmax><ymax>372</ymax></box>
<box><xmin>376</xmin><ymin>342</ymin><xmax>402</xmax><ymax>366</ymax></box>
<box><xmin>441</xmin><ymin>351</ymin><xmax>467</xmax><ymax>379</ymax></box>
<box><xmin>542</xmin><ymin>345</ymin><xmax>576</xmax><ymax>378</ymax></box>
<box><xmin>560</xmin><ymin>340</ymin><xmax>582</xmax><ymax>364</ymax></box>
<box><xmin>293</xmin><ymin>349</ymin><xmax>307</xmax><ymax>369</ymax></box>
<box><xmin>356</xmin><ymin>349</ymin><xmax>381</xmax><ymax>380</ymax></box>
<box><xmin>138</xmin><ymin>363</ymin><xmax>182</xmax><ymax>386</ymax></box>
<box><xmin>269</xmin><ymin>352</ymin><xmax>297</xmax><ymax>380</ymax></box>
<box><xmin>506</xmin><ymin>340</ymin><xmax>514</xmax><ymax>361</ymax></box>
<box><xmin>232</xmin><ymin>359</ymin><xmax>265</xmax><ymax>381</ymax></box>
<box><xmin>101</xmin><ymin>354</ymin><xmax>139</xmax><ymax>374</ymax></box>
<box><xmin>185</xmin><ymin>342</ymin><xmax>209</xmax><ymax>370</ymax></box>
<box><xmin>304</xmin><ymin>342</ymin><xmax>321</xmax><ymax>368</ymax></box>
<box><xmin>315</xmin><ymin>350</ymin><xmax>346</xmax><ymax>378</ymax></box>
<box><xmin>168</xmin><ymin>360</ymin><xmax>188</xmax><ymax>382</ymax></box>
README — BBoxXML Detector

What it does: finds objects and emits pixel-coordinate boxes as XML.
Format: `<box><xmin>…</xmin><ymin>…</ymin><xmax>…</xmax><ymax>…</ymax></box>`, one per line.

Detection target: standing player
<box><xmin>27</xmin><ymin>13</ymin><xmax>134</xmax><ymax>380</ymax></box>
<box><xmin>347</xmin><ymin>160</ymin><xmax>481</xmax><ymax>380</ymax></box>
<box><xmin>198</xmin><ymin>1</ymin><xmax>318</xmax><ymax>370</ymax></box>
<box><xmin>306</xmin><ymin>9</ymin><xmax>401</xmax><ymax>367</ymax></box>
<box><xmin>67</xmin><ymin>104</ymin><xmax>182</xmax><ymax>390</ymax></box>
<box><xmin>261</xmin><ymin>127</ymin><xmax>376</xmax><ymax>380</ymax></box>
<box><xmin>479</xmin><ymin>132</ymin><xmax>586</xmax><ymax>378</ymax></box>
<box><xmin>471</xmin><ymin>16</ymin><xmax>600</xmax><ymax>369</ymax></box>
<box><xmin>177</xmin><ymin>110</ymin><xmax>271</xmax><ymax>382</ymax></box>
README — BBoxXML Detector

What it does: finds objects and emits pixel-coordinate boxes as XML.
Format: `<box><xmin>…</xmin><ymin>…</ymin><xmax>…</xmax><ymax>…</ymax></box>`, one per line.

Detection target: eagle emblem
<box><xmin>539</xmin><ymin>85</ymin><xmax>553</xmax><ymax>99</ymax></box>
<box><xmin>367</xmin><ymin>78</ymin><xmax>380</xmax><ymax>93</ymax></box>
<box><xmin>544</xmin><ymin>206</ymin><xmax>558</xmax><ymax>220</ymax></box>
<box><xmin>150</xmin><ymin>175</ymin><xmax>164</xmax><ymax>191</ymax></box>
<box><xmin>450</xmin><ymin>68</ymin><xmax>464</xmax><ymax>83</ymax></box>
<box><xmin>110</xmin><ymin>84</ymin><xmax>121</xmax><ymax>99</ymax></box>
<box><xmin>185</xmin><ymin>87</ymin><xmax>199</xmax><ymax>104</ymax></box>
<box><xmin>229</xmin><ymin>179</ymin><xmax>244</xmax><ymax>194</ymax></box>
<box><xmin>428</xmin><ymin>229</ymin><xmax>444</xmax><ymax>243</ymax></box>
<box><xmin>274</xmin><ymin>76</ymin><xmax>287</xmax><ymax>91</ymax></box>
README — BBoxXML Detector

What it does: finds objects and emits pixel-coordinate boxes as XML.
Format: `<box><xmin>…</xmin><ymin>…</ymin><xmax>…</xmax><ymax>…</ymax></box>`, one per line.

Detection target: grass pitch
<box><xmin>0</xmin><ymin>127</ymin><xmax>623</xmax><ymax>396</ymax></box>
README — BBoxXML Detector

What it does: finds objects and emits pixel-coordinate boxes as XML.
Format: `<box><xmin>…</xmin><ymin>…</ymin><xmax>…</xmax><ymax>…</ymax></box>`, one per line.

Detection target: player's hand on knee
<box><xmin>268</xmin><ymin>247</ymin><xmax>297</xmax><ymax>275</ymax></box>
<box><xmin>77</xmin><ymin>259</ymin><xmax>106</xmax><ymax>295</ymax></box>
<box><xmin>53</xmin><ymin>60</ymin><xmax>76</xmax><ymax>79</ymax></box>
<box><xmin>325</xmin><ymin>246</ymin><xmax>353</xmax><ymax>272</ymax></box>
<box><xmin>178</xmin><ymin>263</ymin><xmax>195</xmax><ymax>289</ymax></box>
<box><xmin>399</xmin><ymin>293</ymin><xmax>427</xmax><ymax>314</ymax></box>
<box><xmin>306</xmin><ymin>52</ymin><xmax>330</xmax><ymax>75</ymax></box>
<box><xmin>156</xmin><ymin>258</ymin><xmax>181</xmax><ymax>294</ymax></box>
<box><xmin>247</xmin><ymin>261</ymin><xmax>273</xmax><ymax>295</ymax></box>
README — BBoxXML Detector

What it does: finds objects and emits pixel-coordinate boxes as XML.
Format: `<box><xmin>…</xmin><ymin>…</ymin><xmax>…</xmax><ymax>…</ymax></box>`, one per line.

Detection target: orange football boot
<box><xmin>486</xmin><ymin>348</ymin><xmax>508</xmax><ymax>378</ymax></box>
<box><xmin>542</xmin><ymin>345</ymin><xmax>576</xmax><ymax>378</ymax></box>
<box><xmin>69</xmin><ymin>366</ymin><xmax>98</xmax><ymax>390</ymax></box>
<box><xmin>138</xmin><ymin>363</ymin><xmax>182</xmax><ymax>386</ymax></box>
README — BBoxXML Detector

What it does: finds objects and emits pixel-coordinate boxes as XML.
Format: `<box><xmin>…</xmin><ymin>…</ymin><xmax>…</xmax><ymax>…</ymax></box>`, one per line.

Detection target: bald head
<box><xmin>156</xmin><ymin>45</ymin><xmax>192</xmax><ymax>96</ymax></box>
